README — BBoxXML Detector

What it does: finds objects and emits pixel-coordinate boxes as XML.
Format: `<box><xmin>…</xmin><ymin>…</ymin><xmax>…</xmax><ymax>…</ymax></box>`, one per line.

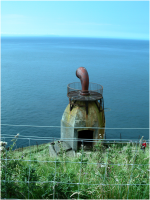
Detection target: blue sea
<box><xmin>1</xmin><ymin>36</ymin><xmax>149</xmax><ymax>147</ymax></box>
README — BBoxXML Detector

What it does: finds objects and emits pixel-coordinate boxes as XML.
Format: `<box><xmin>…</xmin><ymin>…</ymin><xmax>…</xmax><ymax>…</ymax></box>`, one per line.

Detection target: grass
<box><xmin>1</xmin><ymin>136</ymin><xmax>149</xmax><ymax>199</ymax></box>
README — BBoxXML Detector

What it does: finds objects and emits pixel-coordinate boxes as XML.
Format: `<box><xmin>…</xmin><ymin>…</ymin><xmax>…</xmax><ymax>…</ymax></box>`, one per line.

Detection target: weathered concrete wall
<box><xmin>61</xmin><ymin>120</ymin><xmax>74</xmax><ymax>150</ymax></box>
<box><xmin>61</xmin><ymin>100</ymin><xmax>105</xmax><ymax>151</ymax></box>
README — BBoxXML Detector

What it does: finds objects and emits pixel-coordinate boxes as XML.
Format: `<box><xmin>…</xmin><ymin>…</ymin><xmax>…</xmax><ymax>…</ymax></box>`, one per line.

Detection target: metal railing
<box><xmin>67</xmin><ymin>82</ymin><xmax>103</xmax><ymax>100</ymax></box>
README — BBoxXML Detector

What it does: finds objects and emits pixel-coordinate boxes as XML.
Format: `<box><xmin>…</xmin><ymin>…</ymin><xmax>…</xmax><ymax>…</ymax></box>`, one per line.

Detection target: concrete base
<box><xmin>49</xmin><ymin>141</ymin><xmax>75</xmax><ymax>157</ymax></box>
<box><xmin>61</xmin><ymin>101</ymin><xmax>105</xmax><ymax>151</ymax></box>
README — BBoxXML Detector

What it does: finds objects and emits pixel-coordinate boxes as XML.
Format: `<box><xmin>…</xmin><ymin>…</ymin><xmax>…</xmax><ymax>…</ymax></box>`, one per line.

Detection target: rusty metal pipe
<box><xmin>76</xmin><ymin>67</ymin><xmax>90</xmax><ymax>96</ymax></box>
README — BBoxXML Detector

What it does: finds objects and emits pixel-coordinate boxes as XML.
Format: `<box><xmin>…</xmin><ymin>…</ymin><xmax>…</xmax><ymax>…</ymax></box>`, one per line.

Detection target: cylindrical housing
<box><xmin>76</xmin><ymin>67</ymin><xmax>89</xmax><ymax>96</ymax></box>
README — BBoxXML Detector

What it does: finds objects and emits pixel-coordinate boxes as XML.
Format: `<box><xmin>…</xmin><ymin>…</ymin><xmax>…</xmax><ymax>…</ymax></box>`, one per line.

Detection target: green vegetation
<box><xmin>1</xmin><ymin>135</ymin><xmax>149</xmax><ymax>199</ymax></box>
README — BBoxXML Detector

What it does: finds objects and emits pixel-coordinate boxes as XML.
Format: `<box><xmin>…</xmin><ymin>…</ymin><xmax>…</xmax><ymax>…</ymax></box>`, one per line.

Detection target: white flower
<box><xmin>0</xmin><ymin>141</ymin><xmax>7</xmax><ymax>146</ymax></box>
<box><xmin>15</xmin><ymin>133</ymin><xmax>19</xmax><ymax>138</ymax></box>
<box><xmin>0</xmin><ymin>147</ymin><xmax>4</xmax><ymax>151</ymax></box>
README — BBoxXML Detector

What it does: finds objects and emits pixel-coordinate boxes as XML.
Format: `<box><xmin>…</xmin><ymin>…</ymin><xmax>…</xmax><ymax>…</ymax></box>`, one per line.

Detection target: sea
<box><xmin>1</xmin><ymin>36</ymin><xmax>149</xmax><ymax>147</ymax></box>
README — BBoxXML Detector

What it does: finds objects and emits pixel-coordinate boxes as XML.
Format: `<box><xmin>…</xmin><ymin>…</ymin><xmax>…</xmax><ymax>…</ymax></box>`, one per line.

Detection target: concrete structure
<box><xmin>61</xmin><ymin>67</ymin><xmax>105</xmax><ymax>151</ymax></box>
<box><xmin>49</xmin><ymin>141</ymin><xmax>75</xmax><ymax>157</ymax></box>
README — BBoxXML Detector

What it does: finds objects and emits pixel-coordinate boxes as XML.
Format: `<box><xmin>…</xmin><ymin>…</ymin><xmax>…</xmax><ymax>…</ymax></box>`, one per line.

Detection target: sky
<box><xmin>1</xmin><ymin>1</ymin><xmax>149</xmax><ymax>40</ymax></box>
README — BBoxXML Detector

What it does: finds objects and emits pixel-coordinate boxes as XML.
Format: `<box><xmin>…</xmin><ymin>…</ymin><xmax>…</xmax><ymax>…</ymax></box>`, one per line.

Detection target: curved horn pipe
<box><xmin>76</xmin><ymin>67</ymin><xmax>89</xmax><ymax>96</ymax></box>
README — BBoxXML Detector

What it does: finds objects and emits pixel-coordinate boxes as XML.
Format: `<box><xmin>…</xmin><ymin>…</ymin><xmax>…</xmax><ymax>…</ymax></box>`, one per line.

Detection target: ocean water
<box><xmin>1</xmin><ymin>36</ymin><xmax>149</xmax><ymax>147</ymax></box>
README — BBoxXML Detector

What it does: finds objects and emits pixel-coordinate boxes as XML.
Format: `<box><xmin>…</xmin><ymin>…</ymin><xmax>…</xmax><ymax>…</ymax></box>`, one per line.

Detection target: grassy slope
<box><xmin>1</xmin><ymin>140</ymin><xmax>149</xmax><ymax>199</ymax></box>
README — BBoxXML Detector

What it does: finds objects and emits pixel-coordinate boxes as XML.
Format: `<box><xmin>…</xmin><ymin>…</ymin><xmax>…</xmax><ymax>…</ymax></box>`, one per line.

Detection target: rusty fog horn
<box><xmin>76</xmin><ymin>67</ymin><xmax>90</xmax><ymax>96</ymax></box>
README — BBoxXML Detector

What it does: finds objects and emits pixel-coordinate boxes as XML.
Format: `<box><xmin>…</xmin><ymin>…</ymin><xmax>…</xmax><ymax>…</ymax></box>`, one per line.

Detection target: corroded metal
<box><xmin>76</xmin><ymin>67</ymin><xmax>90</xmax><ymax>96</ymax></box>
<box><xmin>67</xmin><ymin>67</ymin><xmax>104</xmax><ymax>115</ymax></box>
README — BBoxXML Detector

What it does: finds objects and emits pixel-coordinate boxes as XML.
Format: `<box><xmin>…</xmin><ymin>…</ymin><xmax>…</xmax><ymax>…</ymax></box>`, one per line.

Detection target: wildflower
<box><xmin>0</xmin><ymin>141</ymin><xmax>7</xmax><ymax>146</ymax></box>
<box><xmin>141</xmin><ymin>140</ymin><xmax>146</xmax><ymax>152</ymax></box>
<box><xmin>22</xmin><ymin>156</ymin><xmax>23</xmax><ymax>159</ymax></box>
<box><xmin>0</xmin><ymin>147</ymin><xmax>4</xmax><ymax>151</ymax></box>
<box><xmin>15</xmin><ymin>133</ymin><xmax>19</xmax><ymax>138</ymax></box>
<box><xmin>142</xmin><ymin>141</ymin><xmax>146</xmax><ymax>147</ymax></box>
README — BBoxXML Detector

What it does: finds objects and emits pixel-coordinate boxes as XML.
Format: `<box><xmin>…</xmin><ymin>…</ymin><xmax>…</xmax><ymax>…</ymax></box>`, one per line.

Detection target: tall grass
<box><xmin>1</xmin><ymin>136</ymin><xmax>149</xmax><ymax>199</ymax></box>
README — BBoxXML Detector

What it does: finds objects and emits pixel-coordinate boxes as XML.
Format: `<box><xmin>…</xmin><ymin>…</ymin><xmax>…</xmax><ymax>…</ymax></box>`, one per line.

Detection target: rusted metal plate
<box><xmin>67</xmin><ymin>90</ymin><xmax>103</xmax><ymax>101</ymax></box>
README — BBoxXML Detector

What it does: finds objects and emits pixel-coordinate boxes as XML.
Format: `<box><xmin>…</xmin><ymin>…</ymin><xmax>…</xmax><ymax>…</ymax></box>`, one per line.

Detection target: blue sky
<box><xmin>1</xmin><ymin>1</ymin><xmax>149</xmax><ymax>40</ymax></box>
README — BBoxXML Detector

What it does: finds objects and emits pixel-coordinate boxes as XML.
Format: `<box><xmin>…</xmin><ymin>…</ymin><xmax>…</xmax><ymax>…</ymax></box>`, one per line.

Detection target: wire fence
<box><xmin>1</xmin><ymin>131</ymin><xmax>149</xmax><ymax>199</ymax></box>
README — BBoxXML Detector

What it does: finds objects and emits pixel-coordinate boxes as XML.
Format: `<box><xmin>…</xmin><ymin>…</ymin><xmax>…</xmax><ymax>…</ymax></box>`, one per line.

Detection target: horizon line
<box><xmin>1</xmin><ymin>34</ymin><xmax>149</xmax><ymax>41</ymax></box>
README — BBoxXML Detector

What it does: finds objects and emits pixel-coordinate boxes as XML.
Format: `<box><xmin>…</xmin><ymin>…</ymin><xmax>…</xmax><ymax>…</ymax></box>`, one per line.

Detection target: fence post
<box><xmin>36</xmin><ymin>142</ymin><xmax>38</xmax><ymax>151</ymax></box>
<box><xmin>138</xmin><ymin>135</ymin><xmax>140</xmax><ymax>145</ymax></box>
<box><xmin>120</xmin><ymin>133</ymin><xmax>122</xmax><ymax>146</ymax></box>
